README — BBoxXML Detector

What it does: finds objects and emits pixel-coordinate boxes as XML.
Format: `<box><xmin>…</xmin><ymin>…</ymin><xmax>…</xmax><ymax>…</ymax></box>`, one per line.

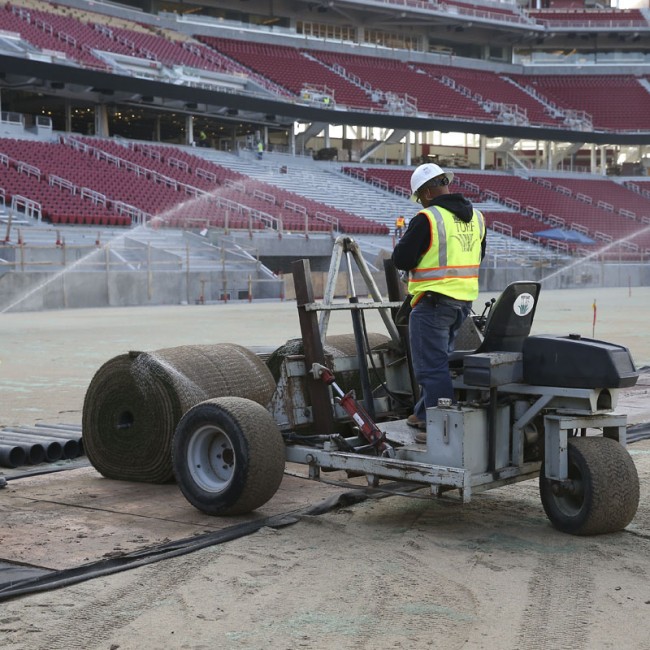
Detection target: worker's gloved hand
<box><xmin>395</xmin><ymin>294</ymin><xmax>413</xmax><ymax>326</ymax></box>
<box><xmin>399</xmin><ymin>270</ymin><xmax>409</xmax><ymax>285</ymax></box>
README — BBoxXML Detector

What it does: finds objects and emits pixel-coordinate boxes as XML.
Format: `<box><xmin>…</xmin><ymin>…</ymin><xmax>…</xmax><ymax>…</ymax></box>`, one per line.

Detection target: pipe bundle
<box><xmin>0</xmin><ymin>424</ymin><xmax>83</xmax><ymax>468</ymax></box>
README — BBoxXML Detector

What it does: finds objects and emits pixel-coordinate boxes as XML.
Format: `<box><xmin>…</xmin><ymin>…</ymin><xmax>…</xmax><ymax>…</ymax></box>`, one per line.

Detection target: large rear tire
<box><xmin>539</xmin><ymin>436</ymin><xmax>639</xmax><ymax>535</ymax></box>
<box><xmin>172</xmin><ymin>397</ymin><xmax>285</xmax><ymax>516</ymax></box>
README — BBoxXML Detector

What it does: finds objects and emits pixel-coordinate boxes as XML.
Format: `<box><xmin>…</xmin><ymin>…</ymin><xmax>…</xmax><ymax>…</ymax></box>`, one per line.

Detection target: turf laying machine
<box><xmin>84</xmin><ymin>237</ymin><xmax>640</xmax><ymax>536</ymax></box>
<box><xmin>165</xmin><ymin>237</ymin><xmax>641</xmax><ymax>536</ymax></box>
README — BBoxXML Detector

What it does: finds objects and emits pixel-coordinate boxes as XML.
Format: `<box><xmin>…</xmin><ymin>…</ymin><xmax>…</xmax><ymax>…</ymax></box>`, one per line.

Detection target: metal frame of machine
<box><xmin>171</xmin><ymin>237</ymin><xmax>640</xmax><ymax>536</ymax></box>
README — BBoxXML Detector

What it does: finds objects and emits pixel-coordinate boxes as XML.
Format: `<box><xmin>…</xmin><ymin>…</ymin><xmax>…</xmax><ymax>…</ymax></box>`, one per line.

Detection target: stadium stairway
<box><xmin>181</xmin><ymin>146</ymin><xmax>411</xmax><ymax>232</ymax></box>
<box><xmin>1</xmin><ymin>134</ymin><xmax>569</xmax><ymax>273</ymax></box>
<box><xmin>184</xmin><ymin>146</ymin><xmax>564</xmax><ymax>266</ymax></box>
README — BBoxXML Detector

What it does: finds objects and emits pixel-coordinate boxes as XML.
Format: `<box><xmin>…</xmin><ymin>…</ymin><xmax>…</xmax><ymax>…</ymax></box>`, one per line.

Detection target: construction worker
<box><xmin>198</xmin><ymin>130</ymin><xmax>208</xmax><ymax>147</ymax></box>
<box><xmin>257</xmin><ymin>140</ymin><xmax>264</xmax><ymax>160</ymax></box>
<box><xmin>392</xmin><ymin>163</ymin><xmax>486</xmax><ymax>442</ymax></box>
<box><xmin>395</xmin><ymin>215</ymin><xmax>406</xmax><ymax>238</ymax></box>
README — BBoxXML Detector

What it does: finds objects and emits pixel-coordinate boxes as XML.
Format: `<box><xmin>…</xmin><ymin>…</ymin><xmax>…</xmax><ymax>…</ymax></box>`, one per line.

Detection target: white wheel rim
<box><xmin>187</xmin><ymin>424</ymin><xmax>235</xmax><ymax>493</ymax></box>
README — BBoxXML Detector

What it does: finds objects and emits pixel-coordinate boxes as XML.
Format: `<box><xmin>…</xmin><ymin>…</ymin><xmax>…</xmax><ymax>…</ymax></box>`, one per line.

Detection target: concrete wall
<box><xmin>1</xmin><ymin>235</ymin><xmax>648</xmax><ymax>311</ymax></box>
<box><xmin>1</xmin><ymin>263</ymin><xmax>647</xmax><ymax>312</ymax></box>
<box><xmin>0</xmin><ymin>270</ymin><xmax>284</xmax><ymax>312</ymax></box>
<box><xmin>479</xmin><ymin>262</ymin><xmax>650</xmax><ymax>292</ymax></box>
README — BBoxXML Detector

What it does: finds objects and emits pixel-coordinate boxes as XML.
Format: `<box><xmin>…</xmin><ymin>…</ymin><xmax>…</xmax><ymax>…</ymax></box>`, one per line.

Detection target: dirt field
<box><xmin>1</xmin><ymin>286</ymin><xmax>650</xmax><ymax>649</ymax></box>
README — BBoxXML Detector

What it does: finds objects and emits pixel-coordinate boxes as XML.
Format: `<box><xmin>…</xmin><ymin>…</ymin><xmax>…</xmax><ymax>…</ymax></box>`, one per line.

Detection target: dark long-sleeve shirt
<box><xmin>392</xmin><ymin>193</ymin><xmax>486</xmax><ymax>271</ymax></box>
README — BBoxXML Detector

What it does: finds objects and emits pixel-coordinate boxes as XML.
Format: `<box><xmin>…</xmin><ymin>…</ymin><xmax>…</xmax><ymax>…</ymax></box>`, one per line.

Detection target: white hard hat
<box><xmin>409</xmin><ymin>163</ymin><xmax>454</xmax><ymax>202</ymax></box>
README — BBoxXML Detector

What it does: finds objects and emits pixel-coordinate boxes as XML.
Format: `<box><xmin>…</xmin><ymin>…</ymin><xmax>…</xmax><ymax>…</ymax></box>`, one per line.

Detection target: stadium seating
<box><xmin>344</xmin><ymin>166</ymin><xmax>650</xmax><ymax>255</ymax></box>
<box><xmin>116</xmin><ymin>141</ymin><xmax>387</xmax><ymax>233</ymax></box>
<box><xmin>0</xmin><ymin>147</ymin><xmax>124</xmax><ymax>225</ymax></box>
<box><xmin>537</xmin><ymin>176</ymin><xmax>650</xmax><ymax>223</ymax></box>
<box><xmin>0</xmin><ymin>137</ymin><xmax>386</xmax><ymax>234</ymax></box>
<box><xmin>523</xmin><ymin>76</ymin><xmax>650</xmax><ymax>131</ymax></box>
<box><xmin>310</xmin><ymin>51</ymin><xmax>489</xmax><ymax>120</ymax></box>
<box><xmin>2</xmin><ymin>0</ymin><xmax>241</xmax><ymax>76</ymax></box>
<box><xmin>4</xmin><ymin>1</ymin><xmax>648</xmax><ymax>134</ymax></box>
<box><xmin>416</xmin><ymin>65</ymin><xmax>560</xmax><ymax>127</ymax></box>
<box><xmin>190</xmin><ymin>38</ymin><xmax>650</xmax><ymax>131</ymax></box>
<box><xmin>0</xmin><ymin>3</ymin><xmax>109</xmax><ymax>69</ymax></box>
<box><xmin>528</xmin><ymin>8</ymin><xmax>647</xmax><ymax>26</ymax></box>
<box><xmin>197</xmin><ymin>38</ymin><xmax>376</xmax><ymax>110</ymax></box>
<box><xmin>455</xmin><ymin>172</ymin><xmax>642</xmax><ymax>242</ymax></box>
<box><xmin>1</xmin><ymin>0</ymin><xmax>648</xmax><ymax>255</ymax></box>
<box><xmin>443</xmin><ymin>0</ymin><xmax>529</xmax><ymax>22</ymax></box>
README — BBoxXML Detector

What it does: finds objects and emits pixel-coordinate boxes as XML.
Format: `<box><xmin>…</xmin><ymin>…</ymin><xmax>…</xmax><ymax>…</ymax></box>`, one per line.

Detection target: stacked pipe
<box><xmin>82</xmin><ymin>343</ymin><xmax>276</xmax><ymax>483</ymax></box>
<box><xmin>0</xmin><ymin>424</ymin><xmax>83</xmax><ymax>468</ymax></box>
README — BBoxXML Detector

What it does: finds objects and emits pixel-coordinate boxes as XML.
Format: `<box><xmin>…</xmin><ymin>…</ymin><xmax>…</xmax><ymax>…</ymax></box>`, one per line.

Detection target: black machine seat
<box><xmin>449</xmin><ymin>281</ymin><xmax>541</xmax><ymax>368</ymax></box>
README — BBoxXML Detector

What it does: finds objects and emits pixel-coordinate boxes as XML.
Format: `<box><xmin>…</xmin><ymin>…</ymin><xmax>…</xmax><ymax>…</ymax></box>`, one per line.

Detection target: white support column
<box><xmin>479</xmin><ymin>134</ymin><xmax>486</xmax><ymax>170</ymax></box>
<box><xmin>94</xmin><ymin>104</ymin><xmax>109</xmax><ymax>137</ymax></box>
<box><xmin>324</xmin><ymin>123</ymin><xmax>330</xmax><ymax>148</ymax></box>
<box><xmin>290</xmin><ymin>122</ymin><xmax>296</xmax><ymax>156</ymax></box>
<box><xmin>600</xmin><ymin>145</ymin><xmax>607</xmax><ymax>175</ymax></box>
<box><xmin>640</xmin><ymin>145</ymin><xmax>646</xmax><ymax>172</ymax></box>
<box><xmin>186</xmin><ymin>115</ymin><xmax>194</xmax><ymax>146</ymax></box>
<box><xmin>590</xmin><ymin>144</ymin><xmax>597</xmax><ymax>174</ymax></box>
<box><xmin>405</xmin><ymin>131</ymin><xmax>411</xmax><ymax>166</ymax></box>
<box><xmin>64</xmin><ymin>100</ymin><xmax>72</xmax><ymax>133</ymax></box>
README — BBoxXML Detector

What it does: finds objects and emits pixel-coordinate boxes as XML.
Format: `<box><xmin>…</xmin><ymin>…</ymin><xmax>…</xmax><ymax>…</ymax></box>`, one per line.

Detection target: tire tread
<box><xmin>540</xmin><ymin>436</ymin><xmax>639</xmax><ymax>535</ymax></box>
<box><xmin>172</xmin><ymin>397</ymin><xmax>285</xmax><ymax>516</ymax></box>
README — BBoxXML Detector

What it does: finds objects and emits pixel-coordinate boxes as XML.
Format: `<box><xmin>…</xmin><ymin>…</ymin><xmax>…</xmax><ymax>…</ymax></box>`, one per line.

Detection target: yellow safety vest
<box><xmin>396</xmin><ymin>216</ymin><xmax>405</xmax><ymax>227</ymax></box>
<box><xmin>408</xmin><ymin>206</ymin><xmax>485</xmax><ymax>305</ymax></box>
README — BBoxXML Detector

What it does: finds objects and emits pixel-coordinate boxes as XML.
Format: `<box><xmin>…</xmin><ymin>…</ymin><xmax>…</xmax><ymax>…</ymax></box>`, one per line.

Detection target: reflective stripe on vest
<box><xmin>408</xmin><ymin>206</ymin><xmax>484</xmax><ymax>303</ymax></box>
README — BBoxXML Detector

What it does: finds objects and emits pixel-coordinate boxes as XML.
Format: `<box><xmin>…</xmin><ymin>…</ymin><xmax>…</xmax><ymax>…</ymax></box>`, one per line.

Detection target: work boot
<box><xmin>414</xmin><ymin>430</ymin><xmax>427</xmax><ymax>445</ymax></box>
<box><xmin>406</xmin><ymin>414</ymin><xmax>426</xmax><ymax>430</ymax></box>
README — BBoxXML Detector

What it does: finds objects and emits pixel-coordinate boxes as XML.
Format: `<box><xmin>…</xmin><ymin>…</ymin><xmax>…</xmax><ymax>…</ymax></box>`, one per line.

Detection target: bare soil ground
<box><xmin>1</xmin><ymin>287</ymin><xmax>650</xmax><ymax>649</ymax></box>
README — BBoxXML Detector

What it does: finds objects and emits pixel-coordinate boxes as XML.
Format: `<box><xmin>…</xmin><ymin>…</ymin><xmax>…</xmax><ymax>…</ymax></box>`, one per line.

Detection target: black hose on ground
<box><xmin>2</xmin><ymin>458</ymin><xmax>90</xmax><ymax>482</ymax></box>
<box><xmin>0</xmin><ymin>484</ymin><xmax>416</xmax><ymax>603</ymax></box>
